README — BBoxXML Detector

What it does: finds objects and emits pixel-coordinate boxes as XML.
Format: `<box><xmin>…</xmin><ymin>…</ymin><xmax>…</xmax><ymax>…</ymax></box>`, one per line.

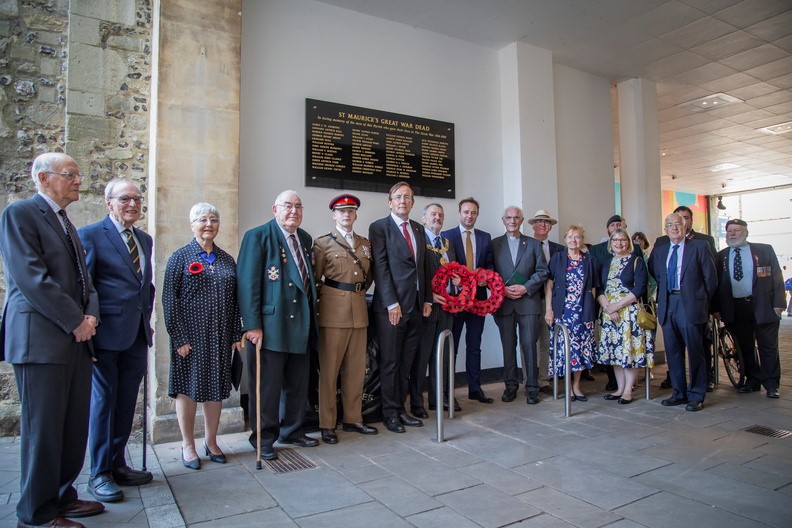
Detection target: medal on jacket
<box><xmin>267</xmin><ymin>266</ymin><xmax>280</xmax><ymax>280</ymax></box>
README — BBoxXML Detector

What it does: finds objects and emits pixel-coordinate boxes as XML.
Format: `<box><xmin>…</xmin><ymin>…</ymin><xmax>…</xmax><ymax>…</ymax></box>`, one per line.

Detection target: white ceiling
<box><xmin>316</xmin><ymin>0</ymin><xmax>792</xmax><ymax>196</ymax></box>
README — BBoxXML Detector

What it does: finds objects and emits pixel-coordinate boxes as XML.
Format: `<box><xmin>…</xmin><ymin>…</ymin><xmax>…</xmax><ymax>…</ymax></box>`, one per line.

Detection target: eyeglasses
<box><xmin>665</xmin><ymin>222</ymin><xmax>683</xmax><ymax>228</ymax></box>
<box><xmin>113</xmin><ymin>195</ymin><xmax>144</xmax><ymax>205</ymax></box>
<box><xmin>192</xmin><ymin>217</ymin><xmax>219</xmax><ymax>225</ymax></box>
<box><xmin>390</xmin><ymin>194</ymin><xmax>413</xmax><ymax>202</ymax></box>
<box><xmin>44</xmin><ymin>171</ymin><xmax>81</xmax><ymax>181</ymax></box>
<box><xmin>277</xmin><ymin>202</ymin><xmax>303</xmax><ymax>212</ymax></box>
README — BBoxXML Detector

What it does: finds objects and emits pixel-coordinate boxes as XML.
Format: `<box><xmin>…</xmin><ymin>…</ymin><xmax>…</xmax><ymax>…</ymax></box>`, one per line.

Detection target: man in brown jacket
<box><xmin>313</xmin><ymin>194</ymin><xmax>378</xmax><ymax>444</ymax></box>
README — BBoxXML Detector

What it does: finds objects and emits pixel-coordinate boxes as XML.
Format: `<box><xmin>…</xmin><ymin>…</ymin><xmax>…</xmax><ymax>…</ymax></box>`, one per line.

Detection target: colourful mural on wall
<box><xmin>661</xmin><ymin>190</ymin><xmax>709</xmax><ymax>234</ymax></box>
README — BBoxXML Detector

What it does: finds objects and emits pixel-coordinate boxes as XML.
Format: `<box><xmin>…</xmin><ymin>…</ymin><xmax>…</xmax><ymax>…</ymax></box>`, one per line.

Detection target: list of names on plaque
<box><xmin>310</xmin><ymin>122</ymin><xmax>345</xmax><ymax>172</ymax></box>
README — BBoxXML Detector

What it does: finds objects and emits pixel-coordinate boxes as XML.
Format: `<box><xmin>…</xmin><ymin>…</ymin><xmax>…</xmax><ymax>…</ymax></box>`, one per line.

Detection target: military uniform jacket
<box><xmin>313</xmin><ymin>229</ymin><xmax>373</xmax><ymax>329</ymax></box>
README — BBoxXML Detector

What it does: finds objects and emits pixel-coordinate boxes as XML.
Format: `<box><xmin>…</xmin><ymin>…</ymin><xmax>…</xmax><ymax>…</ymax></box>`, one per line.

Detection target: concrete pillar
<box><xmin>617</xmin><ymin>78</ymin><xmax>662</xmax><ymax>240</ymax></box>
<box><xmin>149</xmin><ymin>0</ymin><xmax>243</xmax><ymax>443</ymax></box>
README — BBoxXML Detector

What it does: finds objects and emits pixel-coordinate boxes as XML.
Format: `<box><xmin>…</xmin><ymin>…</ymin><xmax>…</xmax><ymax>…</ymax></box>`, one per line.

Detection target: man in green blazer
<box><xmin>237</xmin><ymin>190</ymin><xmax>319</xmax><ymax>460</ymax></box>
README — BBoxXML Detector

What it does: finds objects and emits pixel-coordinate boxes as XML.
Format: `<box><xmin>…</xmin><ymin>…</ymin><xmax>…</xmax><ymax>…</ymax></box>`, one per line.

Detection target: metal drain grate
<box><xmin>263</xmin><ymin>448</ymin><xmax>317</xmax><ymax>474</ymax></box>
<box><xmin>743</xmin><ymin>425</ymin><xmax>792</xmax><ymax>439</ymax></box>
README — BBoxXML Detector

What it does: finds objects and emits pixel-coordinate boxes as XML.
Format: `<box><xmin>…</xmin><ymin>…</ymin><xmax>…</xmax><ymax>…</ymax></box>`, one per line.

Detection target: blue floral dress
<box><xmin>594</xmin><ymin>257</ymin><xmax>654</xmax><ymax>368</ymax></box>
<box><xmin>549</xmin><ymin>257</ymin><xmax>594</xmax><ymax>376</ymax></box>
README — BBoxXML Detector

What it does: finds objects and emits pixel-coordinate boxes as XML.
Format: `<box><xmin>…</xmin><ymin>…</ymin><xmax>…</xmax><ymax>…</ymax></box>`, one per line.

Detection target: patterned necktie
<box><xmin>434</xmin><ymin>236</ymin><xmax>442</xmax><ymax>250</ymax></box>
<box><xmin>289</xmin><ymin>234</ymin><xmax>309</xmax><ymax>293</ymax></box>
<box><xmin>58</xmin><ymin>209</ymin><xmax>87</xmax><ymax>306</ymax></box>
<box><xmin>733</xmin><ymin>247</ymin><xmax>743</xmax><ymax>281</ymax></box>
<box><xmin>401</xmin><ymin>222</ymin><xmax>415</xmax><ymax>258</ymax></box>
<box><xmin>123</xmin><ymin>228</ymin><xmax>143</xmax><ymax>280</ymax></box>
<box><xmin>465</xmin><ymin>230</ymin><xmax>474</xmax><ymax>270</ymax></box>
<box><xmin>667</xmin><ymin>244</ymin><xmax>679</xmax><ymax>291</ymax></box>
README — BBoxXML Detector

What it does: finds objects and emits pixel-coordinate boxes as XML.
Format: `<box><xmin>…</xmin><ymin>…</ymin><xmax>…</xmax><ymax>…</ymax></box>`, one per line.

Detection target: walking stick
<box><xmin>255</xmin><ymin>338</ymin><xmax>262</xmax><ymax>470</ymax></box>
<box><xmin>142</xmin><ymin>354</ymin><xmax>148</xmax><ymax>471</ymax></box>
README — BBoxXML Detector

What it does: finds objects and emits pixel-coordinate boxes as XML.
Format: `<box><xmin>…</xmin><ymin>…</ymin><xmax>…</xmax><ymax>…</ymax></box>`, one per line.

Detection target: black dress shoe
<box><xmin>468</xmin><ymin>390</ymin><xmax>494</xmax><ymax>404</ymax></box>
<box><xmin>342</xmin><ymin>422</ymin><xmax>378</xmax><ymax>434</ymax></box>
<box><xmin>248</xmin><ymin>439</ymin><xmax>278</xmax><ymax>460</ymax></box>
<box><xmin>706</xmin><ymin>381</ymin><xmax>715</xmax><ymax>392</ymax></box>
<box><xmin>88</xmin><ymin>472</ymin><xmax>124</xmax><ymax>502</ymax></box>
<box><xmin>59</xmin><ymin>499</ymin><xmax>104</xmax><ymax>519</ymax></box>
<box><xmin>112</xmin><ymin>465</ymin><xmax>153</xmax><ymax>486</ymax></box>
<box><xmin>321</xmin><ymin>428</ymin><xmax>338</xmax><ymax>444</ymax></box>
<box><xmin>527</xmin><ymin>394</ymin><xmax>540</xmax><ymax>405</ymax></box>
<box><xmin>618</xmin><ymin>397</ymin><xmax>634</xmax><ymax>405</ymax></box>
<box><xmin>660</xmin><ymin>377</ymin><xmax>672</xmax><ymax>389</ymax></box>
<box><xmin>571</xmin><ymin>394</ymin><xmax>587</xmax><ymax>402</ymax></box>
<box><xmin>737</xmin><ymin>384</ymin><xmax>760</xmax><ymax>393</ymax></box>
<box><xmin>399</xmin><ymin>413</ymin><xmax>423</xmax><ymax>427</ymax></box>
<box><xmin>603</xmin><ymin>394</ymin><xmax>621</xmax><ymax>401</ymax></box>
<box><xmin>410</xmin><ymin>406</ymin><xmax>429</xmax><ymax>419</ymax></box>
<box><xmin>280</xmin><ymin>435</ymin><xmax>319</xmax><ymax>447</ymax></box>
<box><xmin>502</xmin><ymin>389</ymin><xmax>517</xmax><ymax>402</ymax></box>
<box><xmin>384</xmin><ymin>416</ymin><xmax>405</xmax><ymax>433</ymax></box>
<box><xmin>685</xmin><ymin>401</ymin><xmax>704</xmax><ymax>412</ymax></box>
<box><xmin>604</xmin><ymin>382</ymin><xmax>618</xmax><ymax>392</ymax></box>
<box><xmin>767</xmin><ymin>388</ymin><xmax>780</xmax><ymax>399</ymax></box>
<box><xmin>17</xmin><ymin>517</ymin><xmax>85</xmax><ymax>528</ymax></box>
<box><xmin>204</xmin><ymin>443</ymin><xmax>227</xmax><ymax>464</ymax></box>
<box><xmin>661</xmin><ymin>397</ymin><xmax>687</xmax><ymax>406</ymax></box>
<box><xmin>539</xmin><ymin>386</ymin><xmax>553</xmax><ymax>395</ymax></box>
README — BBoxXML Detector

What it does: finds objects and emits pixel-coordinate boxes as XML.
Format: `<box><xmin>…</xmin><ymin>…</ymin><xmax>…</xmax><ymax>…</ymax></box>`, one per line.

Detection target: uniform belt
<box><xmin>669</xmin><ymin>290</ymin><xmax>681</xmax><ymax>295</ymax></box>
<box><xmin>734</xmin><ymin>296</ymin><xmax>752</xmax><ymax>302</ymax></box>
<box><xmin>323</xmin><ymin>278</ymin><xmax>365</xmax><ymax>292</ymax></box>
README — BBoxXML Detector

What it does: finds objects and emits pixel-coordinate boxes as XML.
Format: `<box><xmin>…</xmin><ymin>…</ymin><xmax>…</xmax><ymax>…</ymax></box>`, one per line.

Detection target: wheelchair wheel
<box><xmin>719</xmin><ymin>327</ymin><xmax>744</xmax><ymax>388</ymax></box>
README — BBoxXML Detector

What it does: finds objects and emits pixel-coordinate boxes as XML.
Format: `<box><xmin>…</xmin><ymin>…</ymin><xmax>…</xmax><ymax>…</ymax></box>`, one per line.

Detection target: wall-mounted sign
<box><xmin>306</xmin><ymin>99</ymin><xmax>455</xmax><ymax>198</ymax></box>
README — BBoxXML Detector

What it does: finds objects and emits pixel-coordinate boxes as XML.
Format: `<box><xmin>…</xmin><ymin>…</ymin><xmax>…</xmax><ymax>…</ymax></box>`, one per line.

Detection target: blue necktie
<box><xmin>434</xmin><ymin>236</ymin><xmax>442</xmax><ymax>250</ymax></box>
<box><xmin>667</xmin><ymin>244</ymin><xmax>679</xmax><ymax>291</ymax></box>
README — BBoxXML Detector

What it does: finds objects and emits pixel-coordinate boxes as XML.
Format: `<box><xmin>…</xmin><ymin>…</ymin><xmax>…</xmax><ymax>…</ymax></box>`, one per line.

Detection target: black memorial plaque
<box><xmin>306</xmin><ymin>99</ymin><xmax>455</xmax><ymax>198</ymax></box>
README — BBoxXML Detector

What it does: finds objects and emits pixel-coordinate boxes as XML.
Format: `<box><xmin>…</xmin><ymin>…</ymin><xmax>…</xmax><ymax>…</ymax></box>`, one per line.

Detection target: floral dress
<box><xmin>549</xmin><ymin>257</ymin><xmax>594</xmax><ymax>376</ymax></box>
<box><xmin>595</xmin><ymin>257</ymin><xmax>654</xmax><ymax>368</ymax></box>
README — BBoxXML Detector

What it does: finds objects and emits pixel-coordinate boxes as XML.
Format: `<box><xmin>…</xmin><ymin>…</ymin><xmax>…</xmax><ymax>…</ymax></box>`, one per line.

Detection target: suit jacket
<box><xmin>424</xmin><ymin>232</ymin><xmax>457</xmax><ymax>323</ymax></box>
<box><xmin>492</xmin><ymin>234</ymin><xmax>548</xmax><ymax>316</ymax></box>
<box><xmin>78</xmin><ymin>216</ymin><xmax>155</xmax><ymax>350</ymax></box>
<box><xmin>313</xmin><ymin>229</ymin><xmax>373</xmax><ymax>329</ymax></box>
<box><xmin>712</xmin><ymin>242</ymin><xmax>785</xmax><ymax>325</ymax></box>
<box><xmin>656</xmin><ymin>229</ymin><xmax>716</xmax><ymax>257</ymax></box>
<box><xmin>442</xmin><ymin>226</ymin><xmax>494</xmax><ymax>300</ymax></box>
<box><xmin>596</xmin><ymin>253</ymin><xmax>648</xmax><ymax>302</ymax></box>
<box><xmin>237</xmin><ymin>219</ymin><xmax>318</xmax><ymax>354</ymax></box>
<box><xmin>547</xmin><ymin>250</ymin><xmax>598</xmax><ymax>322</ymax></box>
<box><xmin>648</xmin><ymin>238</ymin><xmax>716</xmax><ymax>326</ymax></box>
<box><xmin>0</xmin><ymin>194</ymin><xmax>99</xmax><ymax>364</ymax></box>
<box><xmin>369</xmin><ymin>216</ymin><xmax>432</xmax><ymax>313</ymax></box>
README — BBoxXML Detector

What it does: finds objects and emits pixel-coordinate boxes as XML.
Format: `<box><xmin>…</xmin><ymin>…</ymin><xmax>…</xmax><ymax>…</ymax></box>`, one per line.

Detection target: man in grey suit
<box><xmin>0</xmin><ymin>153</ymin><xmax>104</xmax><ymax>527</ymax></box>
<box><xmin>492</xmin><ymin>206</ymin><xmax>549</xmax><ymax>404</ymax></box>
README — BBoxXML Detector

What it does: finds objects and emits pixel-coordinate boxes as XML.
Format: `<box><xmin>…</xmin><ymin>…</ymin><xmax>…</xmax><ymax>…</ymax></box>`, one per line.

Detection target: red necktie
<box><xmin>401</xmin><ymin>221</ymin><xmax>414</xmax><ymax>258</ymax></box>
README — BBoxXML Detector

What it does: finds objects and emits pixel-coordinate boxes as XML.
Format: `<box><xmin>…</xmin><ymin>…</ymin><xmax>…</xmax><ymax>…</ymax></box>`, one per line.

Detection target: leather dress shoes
<box><xmin>321</xmin><ymin>428</ymin><xmax>338</xmax><ymax>444</ymax></box>
<box><xmin>429</xmin><ymin>397</ymin><xmax>461</xmax><ymax>412</ymax></box>
<box><xmin>527</xmin><ymin>394</ymin><xmax>540</xmax><ymax>405</ymax></box>
<box><xmin>660</xmin><ymin>376</ymin><xmax>672</xmax><ymax>389</ymax></box>
<box><xmin>248</xmin><ymin>439</ymin><xmax>278</xmax><ymax>460</ymax></box>
<box><xmin>661</xmin><ymin>397</ymin><xmax>687</xmax><ymax>406</ymax></box>
<box><xmin>204</xmin><ymin>443</ymin><xmax>226</xmax><ymax>464</ymax></box>
<box><xmin>59</xmin><ymin>500</ymin><xmax>104</xmax><ymax>519</ymax></box>
<box><xmin>571</xmin><ymin>394</ymin><xmax>587</xmax><ymax>402</ymax></box>
<box><xmin>502</xmin><ymin>389</ymin><xmax>517</xmax><ymax>402</ymax></box>
<box><xmin>17</xmin><ymin>517</ymin><xmax>85</xmax><ymax>528</ymax></box>
<box><xmin>706</xmin><ymin>381</ymin><xmax>715</xmax><ymax>392</ymax></box>
<box><xmin>468</xmin><ymin>390</ymin><xmax>494</xmax><ymax>404</ymax></box>
<box><xmin>88</xmin><ymin>472</ymin><xmax>123</xmax><ymax>502</ymax></box>
<box><xmin>539</xmin><ymin>386</ymin><xmax>553</xmax><ymax>395</ymax></box>
<box><xmin>737</xmin><ymin>384</ymin><xmax>760</xmax><ymax>393</ymax></box>
<box><xmin>410</xmin><ymin>406</ymin><xmax>429</xmax><ymax>419</ymax></box>
<box><xmin>685</xmin><ymin>401</ymin><xmax>704</xmax><ymax>412</ymax></box>
<box><xmin>618</xmin><ymin>397</ymin><xmax>634</xmax><ymax>405</ymax></box>
<box><xmin>384</xmin><ymin>416</ymin><xmax>405</xmax><ymax>433</ymax></box>
<box><xmin>767</xmin><ymin>388</ymin><xmax>780</xmax><ymax>399</ymax></box>
<box><xmin>112</xmin><ymin>466</ymin><xmax>153</xmax><ymax>486</ymax></box>
<box><xmin>399</xmin><ymin>413</ymin><xmax>423</xmax><ymax>427</ymax></box>
<box><xmin>279</xmin><ymin>435</ymin><xmax>319</xmax><ymax>447</ymax></box>
<box><xmin>342</xmin><ymin>422</ymin><xmax>378</xmax><ymax>434</ymax></box>
<box><xmin>603</xmin><ymin>394</ymin><xmax>620</xmax><ymax>401</ymax></box>
<box><xmin>180</xmin><ymin>448</ymin><xmax>200</xmax><ymax>470</ymax></box>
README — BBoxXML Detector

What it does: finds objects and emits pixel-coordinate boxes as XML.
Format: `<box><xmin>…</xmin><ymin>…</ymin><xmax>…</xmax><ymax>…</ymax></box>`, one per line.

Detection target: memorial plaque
<box><xmin>306</xmin><ymin>99</ymin><xmax>455</xmax><ymax>198</ymax></box>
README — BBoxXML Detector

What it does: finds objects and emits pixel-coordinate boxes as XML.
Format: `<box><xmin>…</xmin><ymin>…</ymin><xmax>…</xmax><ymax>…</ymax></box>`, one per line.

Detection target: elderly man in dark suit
<box><xmin>237</xmin><ymin>190</ymin><xmax>320</xmax><ymax>460</ymax></box>
<box><xmin>369</xmin><ymin>181</ymin><xmax>433</xmax><ymax>433</ymax></box>
<box><xmin>442</xmin><ymin>197</ymin><xmax>495</xmax><ymax>404</ymax></box>
<box><xmin>649</xmin><ymin>212</ymin><xmax>717</xmax><ymax>411</ymax></box>
<box><xmin>492</xmin><ymin>206</ymin><xmax>549</xmax><ymax>404</ymax></box>
<box><xmin>712</xmin><ymin>219</ymin><xmax>785</xmax><ymax>398</ymax></box>
<box><xmin>78</xmin><ymin>179</ymin><xmax>154</xmax><ymax>502</ymax></box>
<box><xmin>0</xmin><ymin>153</ymin><xmax>104</xmax><ymax>528</ymax></box>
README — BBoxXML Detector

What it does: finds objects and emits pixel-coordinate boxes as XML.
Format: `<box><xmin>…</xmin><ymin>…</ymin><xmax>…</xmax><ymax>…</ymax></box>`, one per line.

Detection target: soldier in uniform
<box><xmin>313</xmin><ymin>194</ymin><xmax>378</xmax><ymax>444</ymax></box>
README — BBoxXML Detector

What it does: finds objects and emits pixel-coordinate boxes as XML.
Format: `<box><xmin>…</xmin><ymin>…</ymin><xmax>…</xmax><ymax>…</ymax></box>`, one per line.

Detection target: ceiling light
<box><xmin>710</xmin><ymin>163</ymin><xmax>739</xmax><ymax>172</ymax></box>
<box><xmin>676</xmin><ymin>93</ymin><xmax>742</xmax><ymax>111</ymax></box>
<box><xmin>716</xmin><ymin>196</ymin><xmax>726</xmax><ymax>210</ymax></box>
<box><xmin>757</xmin><ymin>121</ymin><xmax>792</xmax><ymax>135</ymax></box>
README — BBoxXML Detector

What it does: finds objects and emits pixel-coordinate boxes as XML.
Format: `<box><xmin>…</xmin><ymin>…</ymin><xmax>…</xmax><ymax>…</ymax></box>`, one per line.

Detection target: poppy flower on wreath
<box><xmin>467</xmin><ymin>268</ymin><xmax>505</xmax><ymax>316</ymax></box>
<box><xmin>188</xmin><ymin>262</ymin><xmax>204</xmax><ymax>275</ymax></box>
<box><xmin>431</xmin><ymin>262</ymin><xmax>476</xmax><ymax>313</ymax></box>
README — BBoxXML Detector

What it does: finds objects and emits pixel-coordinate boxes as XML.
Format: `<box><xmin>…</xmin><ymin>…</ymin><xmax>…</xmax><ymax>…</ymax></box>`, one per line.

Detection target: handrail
<box><xmin>434</xmin><ymin>329</ymin><xmax>455</xmax><ymax>442</ymax></box>
<box><xmin>551</xmin><ymin>322</ymin><xmax>572</xmax><ymax>417</ymax></box>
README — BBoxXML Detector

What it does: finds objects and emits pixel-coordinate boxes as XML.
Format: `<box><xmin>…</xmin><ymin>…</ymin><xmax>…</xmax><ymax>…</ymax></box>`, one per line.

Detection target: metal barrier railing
<box><xmin>551</xmin><ymin>322</ymin><xmax>572</xmax><ymax>417</ymax></box>
<box><xmin>434</xmin><ymin>329</ymin><xmax>455</xmax><ymax>443</ymax></box>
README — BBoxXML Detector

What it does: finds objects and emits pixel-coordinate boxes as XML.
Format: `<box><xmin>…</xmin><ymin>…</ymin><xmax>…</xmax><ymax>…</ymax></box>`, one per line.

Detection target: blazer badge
<box><xmin>267</xmin><ymin>266</ymin><xmax>280</xmax><ymax>281</ymax></box>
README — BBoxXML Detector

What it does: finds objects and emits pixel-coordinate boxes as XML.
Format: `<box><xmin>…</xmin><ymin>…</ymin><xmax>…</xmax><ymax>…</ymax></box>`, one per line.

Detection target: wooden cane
<box><xmin>255</xmin><ymin>338</ymin><xmax>262</xmax><ymax>470</ymax></box>
<box><xmin>142</xmin><ymin>357</ymin><xmax>148</xmax><ymax>471</ymax></box>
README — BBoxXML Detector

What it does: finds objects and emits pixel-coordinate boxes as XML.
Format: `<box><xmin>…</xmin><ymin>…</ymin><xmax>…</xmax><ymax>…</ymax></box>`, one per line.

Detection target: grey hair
<box><xmin>273</xmin><ymin>189</ymin><xmax>301</xmax><ymax>206</ymax></box>
<box><xmin>189</xmin><ymin>202</ymin><xmax>219</xmax><ymax>222</ymax></box>
<box><xmin>503</xmin><ymin>205</ymin><xmax>524</xmax><ymax>218</ymax></box>
<box><xmin>423</xmin><ymin>202</ymin><xmax>444</xmax><ymax>214</ymax></box>
<box><xmin>104</xmin><ymin>178</ymin><xmax>140</xmax><ymax>201</ymax></box>
<box><xmin>29</xmin><ymin>152</ymin><xmax>59</xmax><ymax>190</ymax></box>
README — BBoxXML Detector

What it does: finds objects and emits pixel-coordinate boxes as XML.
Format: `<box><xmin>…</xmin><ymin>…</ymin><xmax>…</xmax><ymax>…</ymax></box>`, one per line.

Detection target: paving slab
<box><xmin>295</xmin><ymin>501</ymin><xmax>411</xmax><ymax>528</ymax></box>
<box><xmin>189</xmin><ymin>507</ymin><xmax>297</xmax><ymax>527</ymax></box>
<box><xmin>516</xmin><ymin>485</ymin><xmax>624</xmax><ymax>528</ymax></box>
<box><xmin>435</xmin><ymin>483</ymin><xmax>542</xmax><ymax>528</ymax></box>
<box><xmin>372</xmin><ymin>451</ymin><xmax>482</xmax><ymax>496</ymax></box>
<box><xmin>358</xmin><ymin>476</ymin><xmax>442</xmax><ymax>516</ymax></box>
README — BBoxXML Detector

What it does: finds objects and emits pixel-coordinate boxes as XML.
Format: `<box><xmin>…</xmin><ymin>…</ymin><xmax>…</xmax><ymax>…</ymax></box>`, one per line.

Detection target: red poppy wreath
<box><xmin>431</xmin><ymin>263</ymin><xmax>505</xmax><ymax>315</ymax></box>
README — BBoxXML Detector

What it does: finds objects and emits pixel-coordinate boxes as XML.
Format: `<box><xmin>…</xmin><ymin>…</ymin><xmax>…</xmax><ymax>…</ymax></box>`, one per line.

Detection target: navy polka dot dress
<box><xmin>163</xmin><ymin>239</ymin><xmax>242</xmax><ymax>402</ymax></box>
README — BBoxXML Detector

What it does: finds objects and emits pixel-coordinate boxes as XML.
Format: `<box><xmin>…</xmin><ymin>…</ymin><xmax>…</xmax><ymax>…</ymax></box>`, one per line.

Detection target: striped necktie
<box><xmin>57</xmin><ymin>209</ymin><xmax>87</xmax><ymax>306</ymax></box>
<box><xmin>123</xmin><ymin>229</ymin><xmax>143</xmax><ymax>280</ymax></box>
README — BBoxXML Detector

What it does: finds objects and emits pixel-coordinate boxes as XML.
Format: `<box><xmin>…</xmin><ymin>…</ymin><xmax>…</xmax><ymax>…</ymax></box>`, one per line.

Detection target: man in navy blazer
<box><xmin>492</xmin><ymin>207</ymin><xmax>549</xmax><ymax>404</ymax></box>
<box><xmin>649</xmin><ymin>213</ymin><xmax>717</xmax><ymax>411</ymax></box>
<box><xmin>369</xmin><ymin>182</ymin><xmax>433</xmax><ymax>433</ymax></box>
<box><xmin>0</xmin><ymin>153</ymin><xmax>103</xmax><ymax>527</ymax></box>
<box><xmin>712</xmin><ymin>219</ymin><xmax>785</xmax><ymax>398</ymax></box>
<box><xmin>441</xmin><ymin>197</ymin><xmax>496</xmax><ymax>403</ymax></box>
<box><xmin>78</xmin><ymin>179</ymin><xmax>155</xmax><ymax>502</ymax></box>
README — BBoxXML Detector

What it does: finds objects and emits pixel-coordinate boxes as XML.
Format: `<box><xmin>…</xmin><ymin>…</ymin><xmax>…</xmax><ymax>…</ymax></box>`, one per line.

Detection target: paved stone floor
<box><xmin>1</xmin><ymin>318</ymin><xmax>790</xmax><ymax>527</ymax></box>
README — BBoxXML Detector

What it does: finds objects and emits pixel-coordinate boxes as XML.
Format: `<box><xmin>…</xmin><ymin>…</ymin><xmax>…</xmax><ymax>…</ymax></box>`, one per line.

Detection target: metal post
<box><xmin>435</xmin><ymin>329</ymin><xmax>454</xmax><ymax>442</ymax></box>
<box><xmin>645</xmin><ymin>365</ymin><xmax>650</xmax><ymax>400</ymax></box>
<box><xmin>710</xmin><ymin>317</ymin><xmax>719</xmax><ymax>385</ymax></box>
<box><xmin>552</xmin><ymin>323</ymin><xmax>572</xmax><ymax>417</ymax></box>
<box><xmin>142</xmin><ymin>358</ymin><xmax>147</xmax><ymax>471</ymax></box>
